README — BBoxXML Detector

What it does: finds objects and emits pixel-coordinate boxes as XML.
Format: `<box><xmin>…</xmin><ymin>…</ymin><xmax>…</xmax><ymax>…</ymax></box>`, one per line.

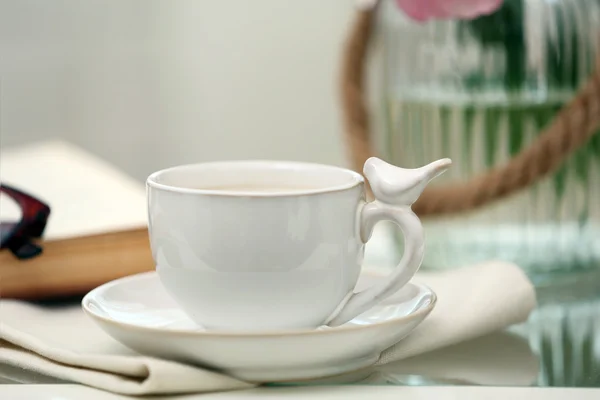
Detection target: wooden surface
<box><xmin>0</xmin><ymin>228</ymin><xmax>154</xmax><ymax>299</ymax></box>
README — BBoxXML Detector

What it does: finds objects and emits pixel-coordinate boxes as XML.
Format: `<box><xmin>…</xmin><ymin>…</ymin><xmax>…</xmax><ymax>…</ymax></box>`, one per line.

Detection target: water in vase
<box><xmin>384</xmin><ymin>88</ymin><xmax>600</xmax><ymax>280</ymax></box>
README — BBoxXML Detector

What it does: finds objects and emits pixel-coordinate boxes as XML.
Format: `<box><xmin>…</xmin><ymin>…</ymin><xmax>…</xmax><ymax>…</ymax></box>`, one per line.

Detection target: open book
<box><xmin>0</xmin><ymin>140</ymin><xmax>154</xmax><ymax>299</ymax></box>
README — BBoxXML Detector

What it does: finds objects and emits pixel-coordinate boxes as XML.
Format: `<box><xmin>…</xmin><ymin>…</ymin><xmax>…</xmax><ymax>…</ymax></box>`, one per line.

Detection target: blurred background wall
<box><xmin>0</xmin><ymin>0</ymin><xmax>357</xmax><ymax>181</ymax></box>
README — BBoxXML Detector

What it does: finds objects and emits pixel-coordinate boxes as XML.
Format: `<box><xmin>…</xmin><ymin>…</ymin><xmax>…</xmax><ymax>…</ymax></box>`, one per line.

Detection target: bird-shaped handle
<box><xmin>325</xmin><ymin>157</ymin><xmax>451</xmax><ymax>327</ymax></box>
<box><xmin>363</xmin><ymin>157</ymin><xmax>453</xmax><ymax>206</ymax></box>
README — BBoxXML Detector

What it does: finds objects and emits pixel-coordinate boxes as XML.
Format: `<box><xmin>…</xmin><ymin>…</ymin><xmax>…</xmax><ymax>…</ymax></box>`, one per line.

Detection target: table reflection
<box><xmin>509</xmin><ymin>269</ymin><xmax>600</xmax><ymax>387</ymax></box>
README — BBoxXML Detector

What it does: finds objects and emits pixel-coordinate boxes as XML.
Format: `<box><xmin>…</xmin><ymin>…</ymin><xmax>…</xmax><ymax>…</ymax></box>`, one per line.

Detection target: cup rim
<box><xmin>146</xmin><ymin>160</ymin><xmax>364</xmax><ymax>197</ymax></box>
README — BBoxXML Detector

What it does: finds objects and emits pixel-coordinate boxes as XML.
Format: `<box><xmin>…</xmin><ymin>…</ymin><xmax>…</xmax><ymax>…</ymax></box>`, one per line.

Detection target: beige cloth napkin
<box><xmin>0</xmin><ymin>261</ymin><xmax>536</xmax><ymax>396</ymax></box>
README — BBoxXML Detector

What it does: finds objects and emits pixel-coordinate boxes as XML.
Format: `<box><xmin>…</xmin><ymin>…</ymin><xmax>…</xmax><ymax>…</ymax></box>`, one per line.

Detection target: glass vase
<box><xmin>378</xmin><ymin>0</ymin><xmax>600</xmax><ymax>281</ymax></box>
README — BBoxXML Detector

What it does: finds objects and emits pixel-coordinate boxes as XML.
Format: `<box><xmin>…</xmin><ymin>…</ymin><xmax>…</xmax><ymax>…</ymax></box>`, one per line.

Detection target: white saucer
<box><xmin>82</xmin><ymin>271</ymin><xmax>435</xmax><ymax>382</ymax></box>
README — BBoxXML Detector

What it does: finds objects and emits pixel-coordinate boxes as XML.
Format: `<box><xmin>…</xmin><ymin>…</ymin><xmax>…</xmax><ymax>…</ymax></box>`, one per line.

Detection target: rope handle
<box><xmin>340</xmin><ymin>4</ymin><xmax>600</xmax><ymax>217</ymax></box>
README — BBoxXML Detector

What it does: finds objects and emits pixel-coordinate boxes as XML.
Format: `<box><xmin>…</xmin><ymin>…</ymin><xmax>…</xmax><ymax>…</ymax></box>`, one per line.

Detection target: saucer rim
<box><xmin>81</xmin><ymin>271</ymin><xmax>436</xmax><ymax>338</ymax></box>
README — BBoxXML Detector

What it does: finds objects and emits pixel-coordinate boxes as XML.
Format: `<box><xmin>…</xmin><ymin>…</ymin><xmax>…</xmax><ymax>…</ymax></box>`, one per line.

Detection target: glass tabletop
<box><xmin>2</xmin><ymin>226</ymin><xmax>599</xmax><ymax>390</ymax></box>
<box><xmin>396</xmin><ymin>269</ymin><xmax>600</xmax><ymax>387</ymax></box>
<box><xmin>2</xmin><ymin>272</ymin><xmax>598</xmax><ymax>389</ymax></box>
<box><xmin>276</xmin><ymin>267</ymin><xmax>600</xmax><ymax>388</ymax></box>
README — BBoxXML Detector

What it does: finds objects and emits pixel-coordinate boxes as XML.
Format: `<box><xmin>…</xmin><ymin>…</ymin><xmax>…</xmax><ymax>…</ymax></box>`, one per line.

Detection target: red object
<box><xmin>394</xmin><ymin>0</ymin><xmax>504</xmax><ymax>22</ymax></box>
<box><xmin>0</xmin><ymin>184</ymin><xmax>51</xmax><ymax>260</ymax></box>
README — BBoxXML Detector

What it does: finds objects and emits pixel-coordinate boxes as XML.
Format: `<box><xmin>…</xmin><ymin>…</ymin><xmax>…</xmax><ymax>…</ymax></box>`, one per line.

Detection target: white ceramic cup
<box><xmin>146</xmin><ymin>157</ymin><xmax>451</xmax><ymax>331</ymax></box>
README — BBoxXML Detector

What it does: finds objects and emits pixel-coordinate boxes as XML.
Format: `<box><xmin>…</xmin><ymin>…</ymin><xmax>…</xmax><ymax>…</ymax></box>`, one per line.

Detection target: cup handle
<box><xmin>324</xmin><ymin>157</ymin><xmax>451</xmax><ymax>327</ymax></box>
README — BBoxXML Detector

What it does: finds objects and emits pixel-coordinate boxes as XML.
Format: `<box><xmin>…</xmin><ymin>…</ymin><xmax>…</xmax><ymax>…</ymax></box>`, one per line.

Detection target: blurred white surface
<box><xmin>0</xmin><ymin>0</ymin><xmax>354</xmax><ymax>181</ymax></box>
<box><xmin>2</xmin><ymin>385</ymin><xmax>600</xmax><ymax>400</ymax></box>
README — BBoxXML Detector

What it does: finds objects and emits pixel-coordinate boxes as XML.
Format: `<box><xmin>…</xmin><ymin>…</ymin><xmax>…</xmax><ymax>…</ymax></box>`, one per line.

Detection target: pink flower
<box><xmin>394</xmin><ymin>0</ymin><xmax>504</xmax><ymax>22</ymax></box>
